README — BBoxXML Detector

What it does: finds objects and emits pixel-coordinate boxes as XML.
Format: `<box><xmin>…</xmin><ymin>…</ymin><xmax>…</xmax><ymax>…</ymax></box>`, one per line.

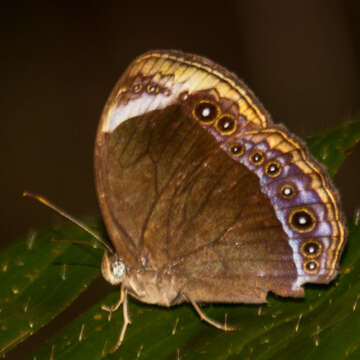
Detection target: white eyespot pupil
<box><xmin>111</xmin><ymin>260</ymin><xmax>125</xmax><ymax>279</ymax></box>
<box><xmin>299</xmin><ymin>216</ymin><xmax>307</xmax><ymax>225</ymax></box>
<box><xmin>283</xmin><ymin>187</ymin><xmax>292</xmax><ymax>195</ymax></box>
<box><xmin>201</xmin><ymin>107</ymin><xmax>211</xmax><ymax>117</ymax></box>
<box><xmin>308</xmin><ymin>262</ymin><xmax>316</xmax><ymax>270</ymax></box>
<box><xmin>180</xmin><ymin>92</ymin><xmax>189</xmax><ymax>101</ymax></box>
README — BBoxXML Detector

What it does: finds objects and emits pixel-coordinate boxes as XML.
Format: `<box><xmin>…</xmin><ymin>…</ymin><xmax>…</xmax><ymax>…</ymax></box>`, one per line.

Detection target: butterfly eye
<box><xmin>111</xmin><ymin>259</ymin><xmax>125</xmax><ymax>279</ymax></box>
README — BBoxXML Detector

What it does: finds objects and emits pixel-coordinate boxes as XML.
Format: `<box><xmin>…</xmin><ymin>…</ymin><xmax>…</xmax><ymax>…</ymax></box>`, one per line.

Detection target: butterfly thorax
<box><xmin>126</xmin><ymin>268</ymin><xmax>184</xmax><ymax>307</ymax></box>
<box><xmin>101</xmin><ymin>250</ymin><xmax>184</xmax><ymax>307</ymax></box>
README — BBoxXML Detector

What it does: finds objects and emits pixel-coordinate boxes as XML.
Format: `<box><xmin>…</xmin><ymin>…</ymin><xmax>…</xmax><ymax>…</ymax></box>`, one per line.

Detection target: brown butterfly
<box><xmin>26</xmin><ymin>50</ymin><xmax>346</xmax><ymax>352</ymax></box>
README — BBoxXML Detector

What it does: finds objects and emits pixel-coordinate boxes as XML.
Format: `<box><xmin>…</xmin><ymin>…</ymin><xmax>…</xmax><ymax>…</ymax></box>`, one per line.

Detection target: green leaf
<box><xmin>307</xmin><ymin>119</ymin><xmax>360</xmax><ymax>176</ymax></box>
<box><xmin>0</xmin><ymin>221</ymin><xmax>103</xmax><ymax>355</ymax></box>
<box><xmin>1</xmin><ymin>120</ymin><xmax>360</xmax><ymax>359</ymax></box>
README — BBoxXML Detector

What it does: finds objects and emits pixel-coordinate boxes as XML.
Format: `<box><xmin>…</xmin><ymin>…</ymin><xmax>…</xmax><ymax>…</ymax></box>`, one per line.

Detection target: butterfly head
<box><xmin>101</xmin><ymin>250</ymin><xmax>126</xmax><ymax>286</ymax></box>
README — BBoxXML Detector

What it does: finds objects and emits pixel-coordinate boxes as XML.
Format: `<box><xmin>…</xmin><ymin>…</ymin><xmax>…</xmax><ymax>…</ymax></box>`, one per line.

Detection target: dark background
<box><xmin>2</xmin><ymin>1</ymin><xmax>360</xmax><ymax>358</ymax></box>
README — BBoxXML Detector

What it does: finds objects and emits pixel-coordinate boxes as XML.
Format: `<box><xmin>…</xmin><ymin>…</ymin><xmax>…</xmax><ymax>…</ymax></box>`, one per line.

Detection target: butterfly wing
<box><xmin>95</xmin><ymin>51</ymin><xmax>346</xmax><ymax>303</ymax></box>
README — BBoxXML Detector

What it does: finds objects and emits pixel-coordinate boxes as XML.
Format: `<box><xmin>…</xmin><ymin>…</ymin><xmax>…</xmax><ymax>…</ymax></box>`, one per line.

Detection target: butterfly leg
<box><xmin>101</xmin><ymin>284</ymin><xmax>127</xmax><ymax>321</ymax></box>
<box><xmin>187</xmin><ymin>295</ymin><xmax>237</xmax><ymax>331</ymax></box>
<box><xmin>101</xmin><ymin>286</ymin><xmax>132</xmax><ymax>352</ymax></box>
<box><xmin>110</xmin><ymin>288</ymin><xmax>131</xmax><ymax>352</ymax></box>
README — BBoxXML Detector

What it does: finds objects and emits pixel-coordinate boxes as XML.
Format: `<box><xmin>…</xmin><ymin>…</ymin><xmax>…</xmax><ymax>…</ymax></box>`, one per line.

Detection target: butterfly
<box><xmin>26</xmin><ymin>50</ymin><xmax>346</xmax><ymax>352</ymax></box>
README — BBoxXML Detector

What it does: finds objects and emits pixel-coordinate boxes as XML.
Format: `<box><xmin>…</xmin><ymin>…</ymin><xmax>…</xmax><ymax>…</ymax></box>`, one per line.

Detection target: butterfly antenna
<box><xmin>23</xmin><ymin>191</ymin><xmax>114</xmax><ymax>253</ymax></box>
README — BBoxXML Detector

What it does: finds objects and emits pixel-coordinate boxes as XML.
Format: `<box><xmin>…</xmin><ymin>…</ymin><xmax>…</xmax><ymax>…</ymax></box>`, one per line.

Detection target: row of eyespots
<box><xmin>192</xmin><ymin>100</ymin><xmax>237</xmax><ymax>135</ymax></box>
<box><xmin>300</xmin><ymin>239</ymin><xmax>322</xmax><ymax>274</ymax></box>
<box><xmin>229</xmin><ymin>144</ymin><xmax>283</xmax><ymax>177</ymax></box>
<box><xmin>228</xmin><ymin>143</ymin><xmax>322</xmax><ymax>274</ymax></box>
<box><xmin>131</xmin><ymin>81</ymin><xmax>171</xmax><ymax>96</ymax></box>
<box><xmin>228</xmin><ymin>145</ymin><xmax>317</xmax><ymax>231</ymax></box>
<box><xmin>192</xmin><ymin>98</ymin><xmax>323</xmax><ymax>275</ymax></box>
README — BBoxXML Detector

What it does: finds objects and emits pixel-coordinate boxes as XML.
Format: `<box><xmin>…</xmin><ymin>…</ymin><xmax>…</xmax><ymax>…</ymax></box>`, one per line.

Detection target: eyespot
<box><xmin>163</xmin><ymin>88</ymin><xmax>171</xmax><ymax>96</ymax></box>
<box><xmin>146</xmin><ymin>83</ymin><xmax>158</xmax><ymax>94</ymax></box>
<box><xmin>300</xmin><ymin>239</ymin><xmax>322</xmax><ymax>258</ymax></box>
<box><xmin>279</xmin><ymin>183</ymin><xmax>297</xmax><ymax>199</ymax></box>
<box><xmin>249</xmin><ymin>150</ymin><xmax>264</xmax><ymax>165</ymax></box>
<box><xmin>265</xmin><ymin>160</ymin><xmax>282</xmax><ymax>178</ymax></box>
<box><xmin>132</xmin><ymin>83</ymin><xmax>143</xmax><ymax>93</ymax></box>
<box><xmin>193</xmin><ymin>100</ymin><xmax>219</xmax><ymax>124</ymax></box>
<box><xmin>289</xmin><ymin>208</ymin><xmax>316</xmax><ymax>233</ymax></box>
<box><xmin>111</xmin><ymin>259</ymin><xmax>125</xmax><ymax>279</ymax></box>
<box><xmin>303</xmin><ymin>259</ymin><xmax>319</xmax><ymax>274</ymax></box>
<box><xmin>179</xmin><ymin>91</ymin><xmax>189</xmax><ymax>101</ymax></box>
<box><xmin>229</xmin><ymin>144</ymin><xmax>245</xmax><ymax>156</ymax></box>
<box><xmin>215</xmin><ymin>115</ymin><xmax>237</xmax><ymax>135</ymax></box>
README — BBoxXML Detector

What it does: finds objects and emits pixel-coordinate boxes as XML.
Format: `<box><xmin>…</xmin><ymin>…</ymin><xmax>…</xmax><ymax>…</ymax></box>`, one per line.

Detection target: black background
<box><xmin>2</xmin><ymin>1</ymin><xmax>360</xmax><ymax>358</ymax></box>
